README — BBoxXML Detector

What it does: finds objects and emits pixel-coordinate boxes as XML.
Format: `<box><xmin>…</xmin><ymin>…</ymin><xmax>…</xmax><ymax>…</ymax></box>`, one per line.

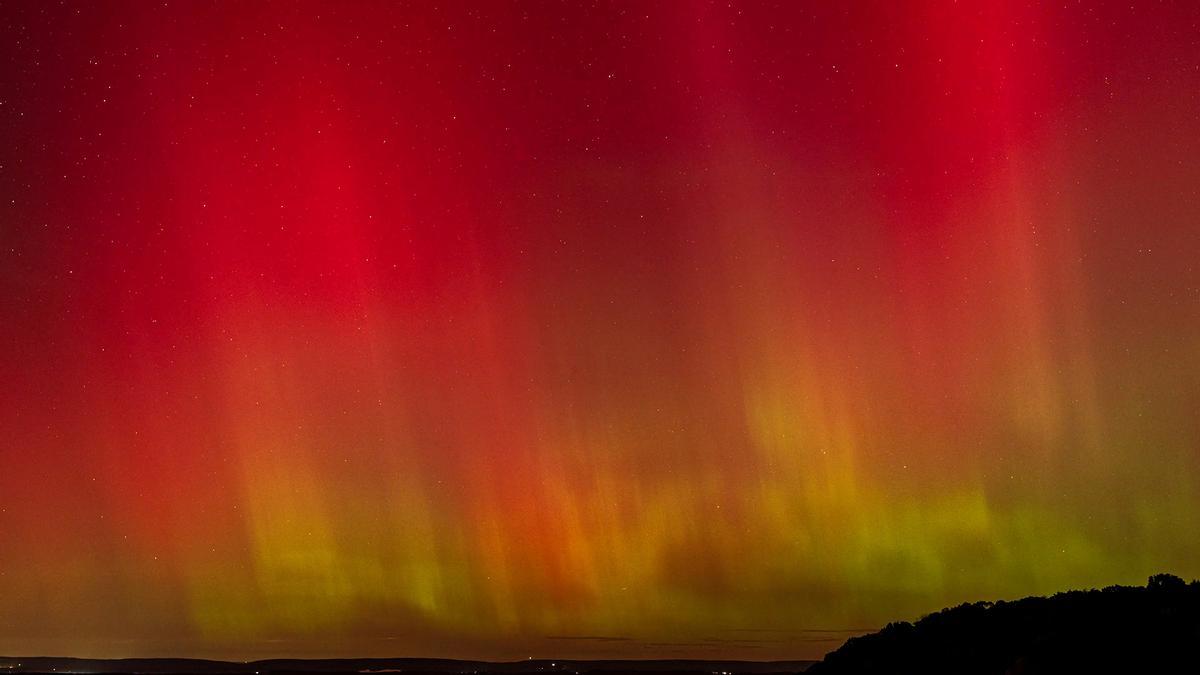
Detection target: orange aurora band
<box><xmin>1</xmin><ymin>0</ymin><xmax>1199</xmax><ymax>662</ymax></box>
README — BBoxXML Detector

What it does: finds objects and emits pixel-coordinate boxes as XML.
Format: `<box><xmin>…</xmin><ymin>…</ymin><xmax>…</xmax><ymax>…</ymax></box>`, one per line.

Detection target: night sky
<box><xmin>2</xmin><ymin>0</ymin><xmax>1200</xmax><ymax>662</ymax></box>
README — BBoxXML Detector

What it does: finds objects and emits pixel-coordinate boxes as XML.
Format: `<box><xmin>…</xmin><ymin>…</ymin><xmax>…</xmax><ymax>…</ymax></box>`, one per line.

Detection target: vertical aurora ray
<box><xmin>1</xmin><ymin>0</ymin><xmax>1199</xmax><ymax>661</ymax></box>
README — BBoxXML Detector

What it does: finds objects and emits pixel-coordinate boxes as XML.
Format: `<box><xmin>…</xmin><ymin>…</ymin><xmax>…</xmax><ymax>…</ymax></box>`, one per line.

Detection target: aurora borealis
<box><xmin>2</xmin><ymin>0</ymin><xmax>1200</xmax><ymax>662</ymax></box>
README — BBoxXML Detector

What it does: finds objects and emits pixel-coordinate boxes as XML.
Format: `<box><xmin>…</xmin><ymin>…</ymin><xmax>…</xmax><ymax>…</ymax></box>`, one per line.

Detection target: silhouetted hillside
<box><xmin>809</xmin><ymin>574</ymin><xmax>1200</xmax><ymax>675</ymax></box>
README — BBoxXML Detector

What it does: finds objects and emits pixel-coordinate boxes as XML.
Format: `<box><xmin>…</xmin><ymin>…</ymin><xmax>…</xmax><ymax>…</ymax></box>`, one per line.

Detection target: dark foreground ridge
<box><xmin>810</xmin><ymin>573</ymin><xmax>1200</xmax><ymax>674</ymax></box>
<box><xmin>0</xmin><ymin>658</ymin><xmax>813</xmax><ymax>675</ymax></box>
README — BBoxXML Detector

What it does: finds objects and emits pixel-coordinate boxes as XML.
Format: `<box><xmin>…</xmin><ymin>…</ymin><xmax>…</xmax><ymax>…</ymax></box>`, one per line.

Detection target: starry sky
<box><xmin>2</xmin><ymin>0</ymin><xmax>1200</xmax><ymax>662</ymax></box>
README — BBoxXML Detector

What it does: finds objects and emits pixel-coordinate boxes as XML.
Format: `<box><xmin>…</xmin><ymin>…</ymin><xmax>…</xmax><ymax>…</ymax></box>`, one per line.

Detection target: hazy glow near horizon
<box><xmin>1</xmin><ymin>0</ymin><xmax>1199</xmax><ymax>662</ymax></box>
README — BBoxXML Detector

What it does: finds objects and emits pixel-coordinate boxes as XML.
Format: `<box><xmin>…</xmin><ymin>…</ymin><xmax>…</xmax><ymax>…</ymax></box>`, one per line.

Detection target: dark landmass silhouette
<box><xmin>0</xmin><ymin>658</ymin><xmax>813</xmax><ymax>675</ymax></box>
<box><xmin>809</xmin><ymin>573</ymin><xmax>1200</xmax><ymax>674</ymax></box>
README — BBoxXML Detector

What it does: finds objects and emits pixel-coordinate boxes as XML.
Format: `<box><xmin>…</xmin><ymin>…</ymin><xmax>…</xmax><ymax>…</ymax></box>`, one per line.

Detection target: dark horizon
<box><xmin>4</xmin><ymin>574</ymin><xmax>1199</xmax><ymax>674</ymax></box>
<box><xmin>0</xmin><ymin>656</ymin><xmax>818</xmax><ymax>675</ymax></box>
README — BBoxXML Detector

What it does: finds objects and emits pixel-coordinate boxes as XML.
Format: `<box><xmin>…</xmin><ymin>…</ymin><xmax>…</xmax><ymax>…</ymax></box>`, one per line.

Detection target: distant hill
<box><xmin>809</xmin><ymin>574</ymin><xmax>1200</xmax><ymax>675</ymax></box>
<box><xmin>0</xmin><ymin>658</ymin><xmax>813</xmax><ymax>675</ymax></box>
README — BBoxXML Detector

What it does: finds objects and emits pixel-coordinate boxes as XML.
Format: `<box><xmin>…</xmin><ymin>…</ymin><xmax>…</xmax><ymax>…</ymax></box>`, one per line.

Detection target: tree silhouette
<box><xmin>810</xmin><ymin>574</ymin><xmax>1200</xmax><ymax>675</ymax></box>
<box><xmin>1147</xmin><ymin>573</ymin><xmax>1186</xmax><ymax>591</ymax></box>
